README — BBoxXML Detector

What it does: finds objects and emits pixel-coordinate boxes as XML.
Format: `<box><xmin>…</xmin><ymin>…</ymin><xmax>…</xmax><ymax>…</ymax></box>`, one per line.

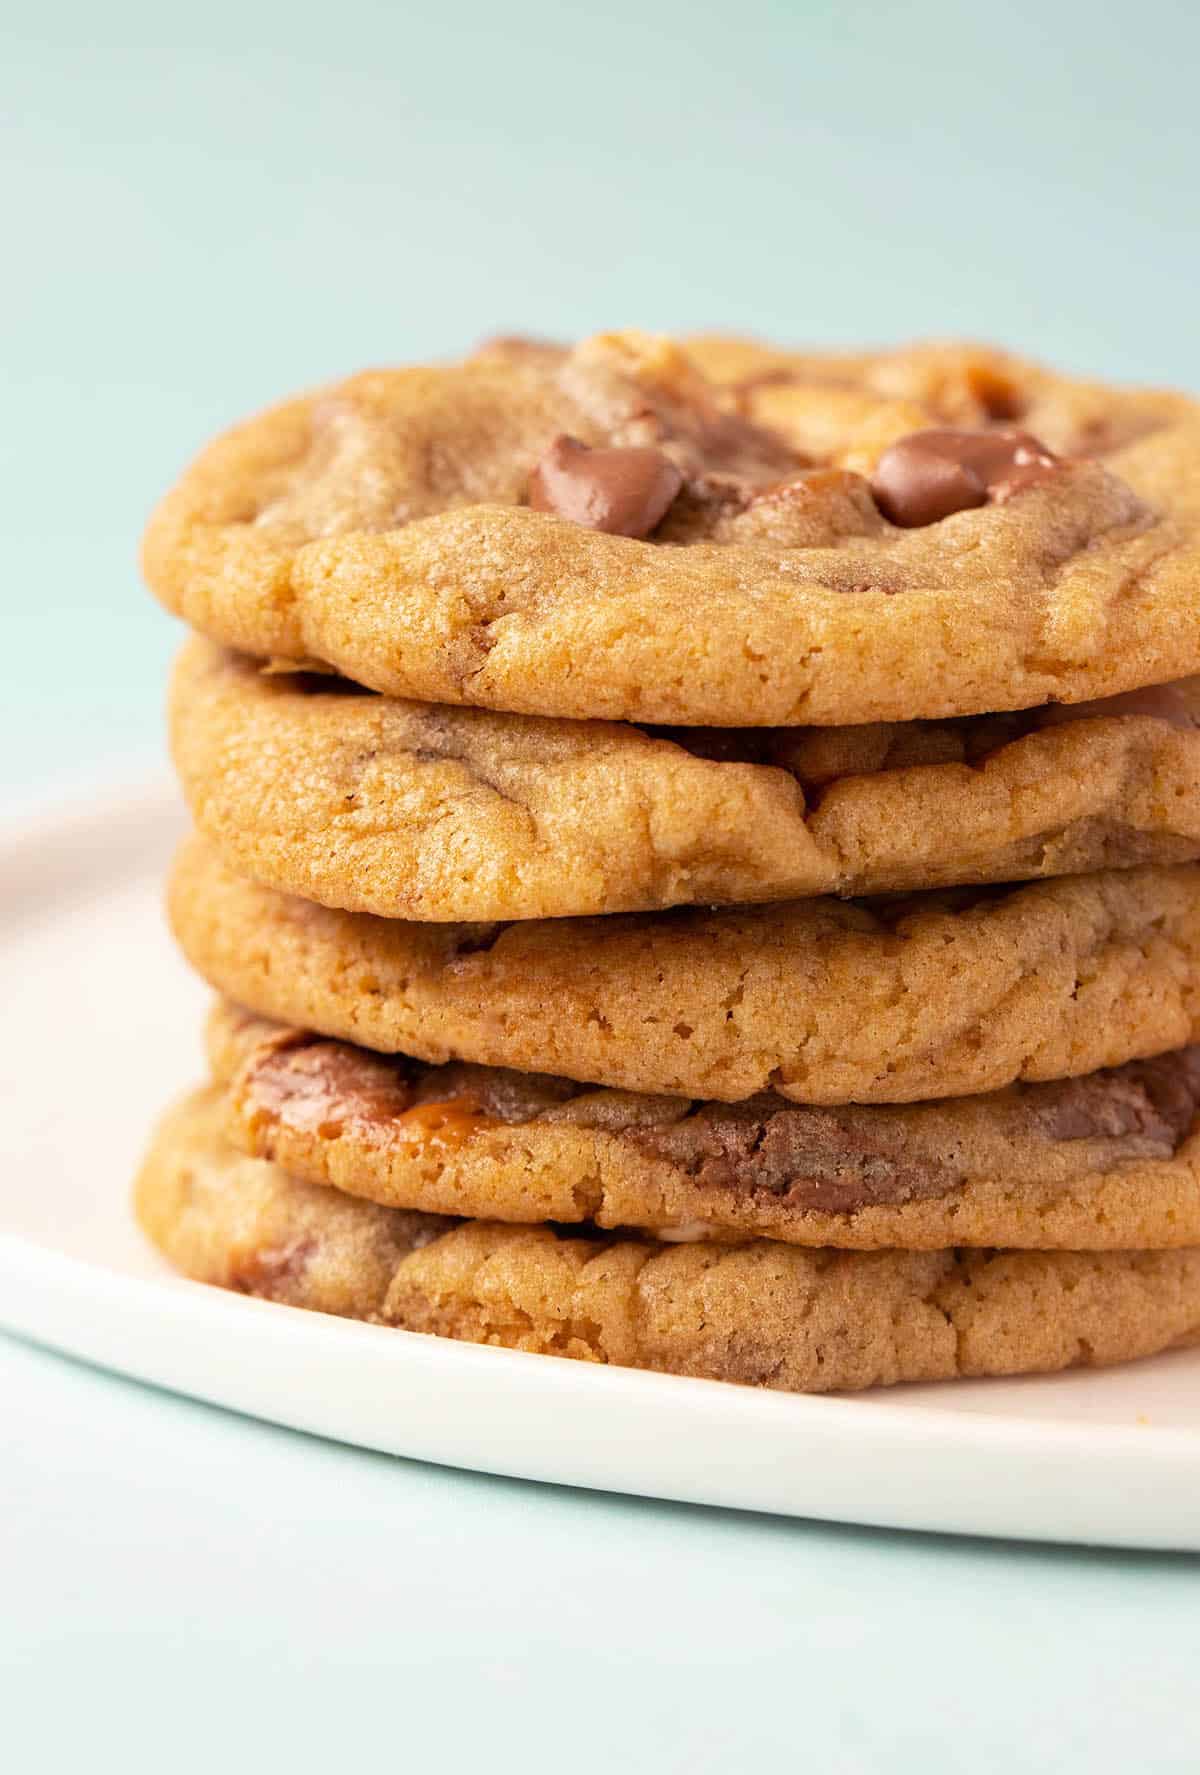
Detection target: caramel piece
<box><xmin>391</xmin><ymin>1100</ymin><xmax>493</xmax><ymax>1152</ymax></box>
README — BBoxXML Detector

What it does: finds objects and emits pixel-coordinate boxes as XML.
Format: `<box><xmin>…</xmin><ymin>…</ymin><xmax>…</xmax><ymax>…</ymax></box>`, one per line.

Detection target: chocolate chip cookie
<box><xmin>172</xmin><ymin>640</ymin><xmax>1200</xmax><ymax>919</ymax></box>
<box><xmin>209</xmin><ymin>1001</ymin><xmax>1200</xmax><ymax>1250</ymax></box>
<box><xmin>142</xmin><ymin>332</ymin><xmax>1200</xmax><ymax>727</ymax></box>
<box><xmin>170</xmin><ymin>836</ymin><xmax>1200</xmax><ymax>1105</ymax></box>
<box><xmin>137</xmin><ymin>1089</ymin><xmax>1200</xmax><ymax>1394</ymax></box>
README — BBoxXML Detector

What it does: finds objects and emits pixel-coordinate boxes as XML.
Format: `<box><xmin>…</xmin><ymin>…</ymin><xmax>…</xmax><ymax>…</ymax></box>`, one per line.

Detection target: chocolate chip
<box><xmin>871</xmin><ymin>427</ymin><xmax>1059</xmax><ymax>527</ymax></box>
<box><xmin>529</xmin><ymin>434</ymin><xmax>684</xmax><ymax>537</ymax></box>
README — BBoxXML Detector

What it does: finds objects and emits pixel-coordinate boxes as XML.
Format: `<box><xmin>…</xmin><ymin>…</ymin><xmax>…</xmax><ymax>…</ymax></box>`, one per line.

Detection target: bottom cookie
<box><xmin>136</xmin><ymin>1090</ymin><xmax>1200</xmax><ymax>1396</ymax></box>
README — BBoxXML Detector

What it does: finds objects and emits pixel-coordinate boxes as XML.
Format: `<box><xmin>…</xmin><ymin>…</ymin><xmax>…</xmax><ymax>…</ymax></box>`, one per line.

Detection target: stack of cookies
<box><xmin>136</xmin><ymin>330</ymin><xmax>1200</xmax><ymax>1394</ymax></box>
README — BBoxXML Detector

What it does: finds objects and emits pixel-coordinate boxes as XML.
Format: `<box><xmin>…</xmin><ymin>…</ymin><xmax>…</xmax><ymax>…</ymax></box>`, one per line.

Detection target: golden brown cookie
<box><xmin>171</xmin><ymin>640</ymin><xmax>1200</xmax><ymax>919</ymax></box>
<box><xmin>142</xmin><ymin>332</ymin><xmax>1200</xmax><ymax>727</ymax></box>
<box><xmin>209</xmin><ymin>1001</ymin><xmax>1200</xmax><ymax>1250</ymax></box>
<box><xmin>138</xmin><ymin>1090</ymin><xmax>1200</xmax><ymax>1394</ymax></box>
<box><xmin>170</xmin><ymin>836</ymin><xmax>1200</xmax><ymax>1105</ymax></box>
<box><xmin>135</xmin><ymin>1089</ymin><xmax>449</xmax><ymax>1317</ymax></box>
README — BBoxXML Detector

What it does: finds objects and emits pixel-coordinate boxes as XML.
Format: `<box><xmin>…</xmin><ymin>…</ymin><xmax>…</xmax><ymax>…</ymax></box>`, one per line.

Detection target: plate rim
<box><xmin>4</xmin><ymin>1224</ymin><xmax>1200</xmax><ymax>1457</ymax></box>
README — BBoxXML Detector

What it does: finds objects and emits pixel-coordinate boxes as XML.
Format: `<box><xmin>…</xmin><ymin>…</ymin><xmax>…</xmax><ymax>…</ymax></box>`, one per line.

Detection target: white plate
<box><xmin>2</xmin><ymin>782</ymin><xmax>1199</xmax><ymax>1549</ymax></box>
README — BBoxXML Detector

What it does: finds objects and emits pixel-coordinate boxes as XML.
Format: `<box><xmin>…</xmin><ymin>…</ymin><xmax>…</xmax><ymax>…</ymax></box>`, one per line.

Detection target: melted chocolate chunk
<box><xmin>631</xmin><ymin>1049</ymin><xmax>1200</xmax><ymax>1212</ymax></box>
<box><xmin>245</xmin><ymin>1037</ymin><xmax>420</xmax><ymax>1136</ymax></box>
<box><xmin>528</xmin><ymin>434</ymin><xmax>684</xmax><ymax>537</ymax></box>
<box><xmin>631</xmin><ymin>1102</ymin><xmax>961</xmax><ymax>1213</ymax></box>
<box><xmin>871</xmin><ymin>427</ymin><xmax>1059</xmax><ymax>527</ymax></box>
<box><xmin>1030</xmin><ymin>1049</ymin><xmax>1200</xmax><ymax>1146</ymax></box>
<box><xmin>245</xmin><ymin>1035</ymin><xmax>582</xmax><ymax>1146</ymax></box>
<box><xmin>229</xmin><ymin>1236</ymin><xmax>316</xmax><ymax>1298</ymax></box>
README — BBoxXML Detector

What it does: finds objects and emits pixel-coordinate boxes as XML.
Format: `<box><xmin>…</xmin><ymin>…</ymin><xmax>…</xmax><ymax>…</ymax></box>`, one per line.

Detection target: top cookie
<box><xmin>142</xmin><ymin>332</ymin><xmax>1200</xmax><ymax>727</ymax></box>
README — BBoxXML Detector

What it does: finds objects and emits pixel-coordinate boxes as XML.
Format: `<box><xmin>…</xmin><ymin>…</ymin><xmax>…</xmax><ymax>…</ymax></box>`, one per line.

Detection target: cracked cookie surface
<box><xmin>208</xmin><ymin>1001</ymin><xmax>1200</xmax><ymax>1249</ymax></box>
<box><xmin>137</xmin><ymin>1090</ymin><xmax>1200</xmax><ymax>1394</ymax></box>
<box><xmin>172</xmin><ymin>641</ymin><xmax>1200</xmax><ymax>918</ymax></box>
<box><xmin>142</xmin><ymin>333</ymin><xmax>1200</xmax><ymax>727</ymax></box>
<box><xmin>170</xmin><ymin>836</ymin><xmax>1200</xmax><ymax>1105</ymax></box>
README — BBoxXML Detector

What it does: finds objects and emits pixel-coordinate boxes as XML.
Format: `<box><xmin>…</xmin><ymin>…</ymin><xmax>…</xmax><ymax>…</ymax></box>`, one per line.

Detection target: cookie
<box><xmin>209</xmin><ymin>1000</ymin><xmax>1200</xmax><ymax>1250</ymax></box>
<box><xmin>142</xmin><ymin>331</ymin><xmax>1200</xmax><ymax>727</ymax></box>
<box><xmin>138</xmin><ymin>1090</ymin><xmax>1200</xmax><ymax>1394</ymax></box>
<box><xmin>170</xmin><ymin>836</ymin><xmax>1200</xmax><ymax>1105</ymax></box>
<box><xmin>135</xmin><ymin>1089</ymin><xmax>449</xmax><ymax>1318</ymax></box>
<box><xmin>171</xmin><ymin>640</ymin><xmax>1200</xmax><ymax>920</ymax></box>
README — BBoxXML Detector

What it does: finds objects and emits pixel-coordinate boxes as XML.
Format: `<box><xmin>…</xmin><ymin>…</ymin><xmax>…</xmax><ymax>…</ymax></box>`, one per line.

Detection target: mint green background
<box><xmin>6</xmin><ymin>0</ymin><xmax>1200</xmax><ymax>798</ymax></box>
<box><xmin>5</xmin><ymin>4</ymin><xmax>1200</xmax><ymax>1765</ymax></box>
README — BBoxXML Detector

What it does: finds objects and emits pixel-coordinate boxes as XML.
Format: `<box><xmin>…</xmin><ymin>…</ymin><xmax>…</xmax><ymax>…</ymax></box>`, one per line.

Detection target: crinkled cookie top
<box><xmin>143</xmin><ymin>332</ymin><xmax>1200</xmax><ymax>725</ymax></box>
